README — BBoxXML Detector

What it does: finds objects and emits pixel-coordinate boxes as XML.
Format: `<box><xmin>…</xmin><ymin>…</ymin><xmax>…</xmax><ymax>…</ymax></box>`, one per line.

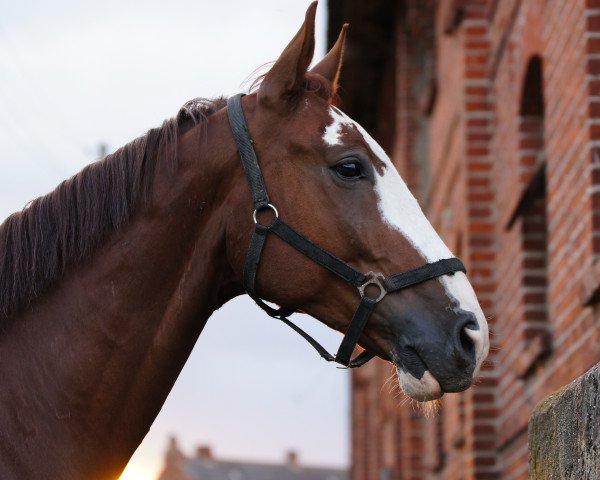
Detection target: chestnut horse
<box><xmin>0</xmin><ymin>3</ymin><xmax>488</xmax><ymax>479</ymax></box>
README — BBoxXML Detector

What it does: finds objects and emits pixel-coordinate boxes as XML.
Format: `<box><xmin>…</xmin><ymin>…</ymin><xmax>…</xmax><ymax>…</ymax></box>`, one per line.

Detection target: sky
<box><xmin>0</xmin><ymin>1</ymin><xmax>353</xmax><ymax>479</ymax></box>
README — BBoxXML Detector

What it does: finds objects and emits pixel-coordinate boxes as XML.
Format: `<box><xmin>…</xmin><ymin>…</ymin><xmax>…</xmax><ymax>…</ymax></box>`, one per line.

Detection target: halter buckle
<box><xmin>253</xmin><ymin>203</ymin><xmax>279</xmax><ymax>226</ymax></box>
<box><xmin>357</xmin><ymin>272</ymin><xmax>387</xmax><ymax>303</ymax></box>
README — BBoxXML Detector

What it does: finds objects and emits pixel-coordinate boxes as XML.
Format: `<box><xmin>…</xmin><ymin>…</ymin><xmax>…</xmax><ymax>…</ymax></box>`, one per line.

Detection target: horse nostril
<box><xmin>460</xmin><ymin>326</ymin><xmax>475</xmax><ymax>357</ymax></box>
<box><xmin>456</xmin><ymin>314</ymin><xmax>478</xmax><ymax>361</ymax></box>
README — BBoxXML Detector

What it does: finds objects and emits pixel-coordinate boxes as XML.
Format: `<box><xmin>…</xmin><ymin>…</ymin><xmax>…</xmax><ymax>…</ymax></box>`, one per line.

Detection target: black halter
<box><xmin>227</xmin><ymin>94</ymin><xmax>466</xmax><ymax>368</ymax></box>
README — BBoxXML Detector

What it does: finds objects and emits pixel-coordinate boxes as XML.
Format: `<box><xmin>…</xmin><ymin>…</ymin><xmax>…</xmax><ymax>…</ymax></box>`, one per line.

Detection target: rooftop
<box><xmin>158</xmin><ymin>437</ymin><xmax>348</xmax><ymax>480</ymax></box>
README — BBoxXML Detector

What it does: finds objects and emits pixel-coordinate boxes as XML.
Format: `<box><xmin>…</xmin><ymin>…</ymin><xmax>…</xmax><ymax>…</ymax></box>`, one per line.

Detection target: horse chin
<box><xmin>397</xmin><ymin>368</ymin><xmax>444</xmax><ymax>402</ymax></box>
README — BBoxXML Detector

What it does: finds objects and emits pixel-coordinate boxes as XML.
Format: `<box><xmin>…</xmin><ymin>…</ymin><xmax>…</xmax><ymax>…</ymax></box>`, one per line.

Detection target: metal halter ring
<box><xmin>357</xmin><ymin>272</ymin><xmax>387</xmax><ymax>303</ymax></box>
<box><xmin>253</xmin><ymin>203</ymin><xmax>279</xmax><ymax>225</ymax></box>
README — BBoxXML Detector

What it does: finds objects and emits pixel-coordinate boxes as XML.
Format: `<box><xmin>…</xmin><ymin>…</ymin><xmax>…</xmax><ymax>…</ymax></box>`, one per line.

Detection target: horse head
<box><xmin>225</xmin><ymin>2</ymin><xmax>489</xmax><ymax>401</ymax></box>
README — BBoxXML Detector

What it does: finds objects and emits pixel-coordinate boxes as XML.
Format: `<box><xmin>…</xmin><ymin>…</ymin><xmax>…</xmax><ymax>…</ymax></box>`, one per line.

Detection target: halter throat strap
<box><xmin>226</xmin><ymin>93</ymin><xmax>466</xmax><ymax>368</ymax></box>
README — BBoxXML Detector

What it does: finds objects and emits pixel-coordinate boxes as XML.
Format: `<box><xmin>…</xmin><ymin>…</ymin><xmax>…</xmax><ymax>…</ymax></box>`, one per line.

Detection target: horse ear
<box><xmin>258</xmin><ymin>1</ymin><xmax>317</xmax><ymax>108</ymax></box>
<box><xmin>310</xmin><ymin>23</ymin><xmax>348</xmax><ymax>99</ymax></box>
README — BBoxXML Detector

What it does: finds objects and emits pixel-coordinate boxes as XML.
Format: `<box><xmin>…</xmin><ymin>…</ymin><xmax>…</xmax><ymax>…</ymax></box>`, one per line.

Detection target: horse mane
<box><xmin>0</xmin><ymin>97</ymin><xmax>227</xmax><ymax>323</ymax></box>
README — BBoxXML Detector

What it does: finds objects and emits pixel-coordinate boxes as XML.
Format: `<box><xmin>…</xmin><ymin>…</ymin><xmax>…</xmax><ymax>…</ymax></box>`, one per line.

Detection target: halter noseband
<box><xmin>227</xmin><ymin>94</ymin><xmax>466</xmax><ymax>368</ymax></box>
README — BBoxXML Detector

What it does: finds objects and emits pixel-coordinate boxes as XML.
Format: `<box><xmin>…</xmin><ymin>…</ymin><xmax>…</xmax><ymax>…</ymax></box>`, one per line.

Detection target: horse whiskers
<box><xmin>397</xmin><ymin>391</ymin><xmax>412</xmax><ymax>407</ymax></box>
<box><xmin>388</xmin><ymin>383</ymin><xmax>402</xmax><ymax>400</ymax></box>
<box><xmin>401</xmin><ymin>394</ymin><xmax>442</xmax><ymax>417</ymax></box>
<box><xmin>421</xmin><ymin>399</ymin><xmax>442</xmax><ymax>418</ymax></box>
<box><xmin>380</xmin><ymin>364</ymin><xmax>399</xmax><ymax>395</ymax></box>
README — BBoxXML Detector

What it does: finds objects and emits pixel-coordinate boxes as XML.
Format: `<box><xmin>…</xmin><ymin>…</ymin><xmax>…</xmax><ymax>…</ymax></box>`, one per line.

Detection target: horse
<box><xmin>0</xmin><ymin>2</ymin><xmax>489</xmax><ymax>479</ymax></box>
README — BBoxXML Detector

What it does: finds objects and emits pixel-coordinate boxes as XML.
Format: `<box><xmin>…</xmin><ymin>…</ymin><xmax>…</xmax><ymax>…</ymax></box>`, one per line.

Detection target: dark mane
<box><xmin>0</xmin><ymin>97</ymin><xmax>227</xmax><ymax>323</ymax></box>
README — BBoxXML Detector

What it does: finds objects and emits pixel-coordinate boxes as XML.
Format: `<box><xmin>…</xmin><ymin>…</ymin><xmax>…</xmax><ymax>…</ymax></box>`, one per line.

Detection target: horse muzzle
<box><xmin>390</xmin><ymin>310</ymin><xmax>483</xmax><ymax>401</ymax></box>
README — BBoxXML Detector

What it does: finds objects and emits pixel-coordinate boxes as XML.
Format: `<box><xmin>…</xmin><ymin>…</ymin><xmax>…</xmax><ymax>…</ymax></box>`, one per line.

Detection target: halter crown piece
<box><xmin>227</xmin><ymin>94</ymin><xmax>466</xmax><ymax>368</ymax></box>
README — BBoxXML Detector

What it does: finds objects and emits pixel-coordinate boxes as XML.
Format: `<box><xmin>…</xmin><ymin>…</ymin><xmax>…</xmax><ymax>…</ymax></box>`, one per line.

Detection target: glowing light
<box><xmin>117</xmin><ymin>463</ymin><xmax>155</xmax><ymax>480</ymax></box>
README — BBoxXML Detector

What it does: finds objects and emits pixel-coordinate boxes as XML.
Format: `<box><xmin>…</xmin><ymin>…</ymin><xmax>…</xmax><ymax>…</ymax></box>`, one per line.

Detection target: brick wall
<box><xmin>329</xmin><ymin>0</ymin><xmax>600</xmax><ymax>478</ymax></box>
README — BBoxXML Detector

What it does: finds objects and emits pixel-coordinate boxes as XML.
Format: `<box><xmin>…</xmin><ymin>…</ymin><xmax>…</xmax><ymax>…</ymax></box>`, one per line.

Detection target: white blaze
<box><xmin>323</xmin><ymin>107</ymin><xmax>489</xmax><ymax>371</ymax></box>
<box><xmin>323</xmin><ymin>111</ymin><xmax>347</xmax><ymax>146</ymax></box>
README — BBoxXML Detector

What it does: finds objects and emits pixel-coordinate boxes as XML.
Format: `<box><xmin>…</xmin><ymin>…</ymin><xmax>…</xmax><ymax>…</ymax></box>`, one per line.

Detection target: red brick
<box><xmin>588</xmin><ymin>58</ymin><xmax>600</xmax><ymax>74</ymax></box>
<box><xmin>345</xmin><ymin>1</ymin><xmax>600</xmax><ymax>479</ymax></box>
<box><xmin>587</xmin><ymin>15</ymin><xmax>600</xmax><ymax>31</ymax></box>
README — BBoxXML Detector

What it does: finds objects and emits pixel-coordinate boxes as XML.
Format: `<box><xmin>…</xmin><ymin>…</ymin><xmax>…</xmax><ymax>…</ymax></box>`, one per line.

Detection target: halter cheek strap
<box><xmin>227</xmin><ymin>93</ymin><xmax>466</xmax><ymax>368</ymax></box>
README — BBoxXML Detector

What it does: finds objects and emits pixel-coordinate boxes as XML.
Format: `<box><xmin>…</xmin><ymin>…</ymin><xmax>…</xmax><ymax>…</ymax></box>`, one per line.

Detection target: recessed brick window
<box><xmin>505</xmin><ymin>56</ymin><xmax>552</xmax><ymax>378</ymax></box>
<box><xmin>508</xmin><ymin>169</ymin><xmax>552</xmax><ymax>378</ymax></box>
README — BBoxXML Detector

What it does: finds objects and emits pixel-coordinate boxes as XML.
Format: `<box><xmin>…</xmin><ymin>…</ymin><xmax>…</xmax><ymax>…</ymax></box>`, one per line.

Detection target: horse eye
<box><xmin>334</xmin><ymin>161</ymin><xmax>363</xmax><ymax>180</ymax></box>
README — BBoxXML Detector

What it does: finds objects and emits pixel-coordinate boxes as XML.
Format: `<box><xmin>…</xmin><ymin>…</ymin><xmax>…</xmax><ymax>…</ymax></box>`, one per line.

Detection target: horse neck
<box><xmin>0</xmin><ymin>108</ymin><xmax>244</xmax><ymax>480</ymax></box>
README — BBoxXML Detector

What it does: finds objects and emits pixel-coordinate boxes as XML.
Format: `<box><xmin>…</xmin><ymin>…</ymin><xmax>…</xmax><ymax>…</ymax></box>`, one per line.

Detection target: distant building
<box><xmin>328</xmin><ymin>0</ymin><xmax>600</xmax><ymax>479</ymax></box>
<box><xmin>158</xmin><ymin>437</ymin><xmax>348</xmax><ymax>480</ymax></box>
